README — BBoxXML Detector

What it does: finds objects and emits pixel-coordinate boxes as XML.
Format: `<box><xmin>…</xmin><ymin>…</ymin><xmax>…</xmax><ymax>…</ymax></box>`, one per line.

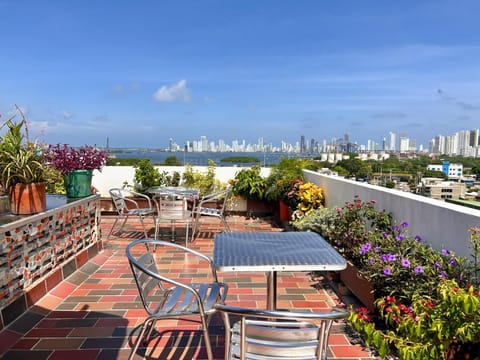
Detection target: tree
<box><xmin>163</xmin><ymin>156</ymin><xmax>182</xmax><ymax>166</ymax></box>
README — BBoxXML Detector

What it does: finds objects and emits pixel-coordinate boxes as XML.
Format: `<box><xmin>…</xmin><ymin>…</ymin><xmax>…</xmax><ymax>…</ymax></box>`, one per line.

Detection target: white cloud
<box><xmin>153</xmin><ymin>79</ymin><xmax>191</xmax><ymax>103</ymax></box>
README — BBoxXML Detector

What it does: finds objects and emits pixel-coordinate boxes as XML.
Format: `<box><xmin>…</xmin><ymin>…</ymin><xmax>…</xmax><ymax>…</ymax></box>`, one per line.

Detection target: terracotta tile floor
<box><xmin>0</xmin><ymin>214</ymin><xmax>378</xmax><ymax>359</ymax></box>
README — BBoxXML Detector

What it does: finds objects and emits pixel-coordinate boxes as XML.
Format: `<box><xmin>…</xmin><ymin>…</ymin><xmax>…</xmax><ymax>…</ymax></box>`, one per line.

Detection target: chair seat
<box><xmin>197</xmin><ymin>207</ymin><xmax>222</xmax><ymax>216</ymax></box>
<box><xmin>127</xmin><ymin>208</ymin><xmax>156</xmax><ymax>216</ymax></box>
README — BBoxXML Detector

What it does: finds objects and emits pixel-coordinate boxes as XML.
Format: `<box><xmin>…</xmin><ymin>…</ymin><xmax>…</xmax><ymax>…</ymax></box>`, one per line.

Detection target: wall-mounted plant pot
<box><xmin>9</xmin><ymin>182</ymin><xmax>47</xmax><ymax>215</ymax></box>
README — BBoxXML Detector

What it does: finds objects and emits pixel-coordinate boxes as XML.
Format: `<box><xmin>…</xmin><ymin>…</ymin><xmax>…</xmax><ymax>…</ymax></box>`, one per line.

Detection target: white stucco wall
<box><xmin>303</xmin><ymin>170</ymin><xmax>480</xmax><ymax>258</ymax></box>
<box><xmin>92</xmin><ymin>166</ymin><xmax>271</xmax><ymax>197</ymax></box>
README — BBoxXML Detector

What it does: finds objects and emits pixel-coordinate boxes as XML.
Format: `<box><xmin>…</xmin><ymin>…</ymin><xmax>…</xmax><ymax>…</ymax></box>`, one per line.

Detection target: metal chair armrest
<box><xmin>138</xmin><ymin>239</ymin><xmax>220</xmax><ymax>281</ymax></box>
<box><xmin>214</xmin><ymin>304</ymin><xmax>349</xmax><ymax>321</ymax></box>
<box><xmin>126</xmin><ymin>190</ymin><xmax>154</xmax><ymax>209</ymax></box>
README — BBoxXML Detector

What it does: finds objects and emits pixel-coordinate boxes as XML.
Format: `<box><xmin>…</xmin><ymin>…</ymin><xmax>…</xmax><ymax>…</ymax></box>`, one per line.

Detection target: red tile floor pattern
<box><xmin>0</xmin><ymin>214</ymin><xmax>380</xmax><ymax>359</ymax></box>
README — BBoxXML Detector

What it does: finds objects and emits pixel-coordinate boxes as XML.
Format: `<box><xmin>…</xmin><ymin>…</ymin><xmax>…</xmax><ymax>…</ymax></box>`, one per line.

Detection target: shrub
<box><xmin>182</xmin><ymin>160</ymin><xmax>225</xmax><ymax>196</ymax></box>
<box><xmin>291</xmin><ymin>181</ymin><xmax>325</xmax><ymax>220</ymax></box>
<box><xmin>231</xmin><ymin>165</ymin><xmax>266</xmax><ymax>200</ymax></box>
<box><xmin>349</xmin><ymin>280</ymin><xmax>480</xmax><ymax>359</ymax></box>
<box><xmin>292</xmin><ymin>195</ymin><xmax>472</xmax><ymax>302</ymax></box>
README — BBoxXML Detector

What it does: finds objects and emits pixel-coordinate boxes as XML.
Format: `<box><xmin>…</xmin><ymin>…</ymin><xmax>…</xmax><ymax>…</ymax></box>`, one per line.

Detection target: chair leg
<box><xmin>139</xmin><ymin>215</ymin><xmax>149</xmax><ymax>238</ymax></box>
<box><xmin>152</xmin><ymin>215</ymin><xmax>158</xmax><ymax>240</ymax></box>
<box><xmin>107</xmin><ymin>217</ymin><xmax>120</xmax><ymax>239</ymax></box>
<box><xmin>107</xmin><ymin>216</ymin><xmax>129</xmax><ymax>239</ymax></box>
<box><xmin>221</xmin><ymin>216</ymin><xmax>231</xmax><ymax>232</ymax></box>
<box><xmin>200</xmin><ymin>316</ymin><xmax>214</xmax><ymax>360</ymax></box>
<box><xmin>128</xmin><ymin>319</ymin><xmax>151</xmax><ymax>360</ymax></box>
<box><xmin>170</xmin><ymin>220</ymin><xmax>175</xmax><ymax>242</ymax></box>
<box><xmin>191</xmin><ymin>213</ymin><xmax>201</xmax><ymax>242</ymax></box>
<box><xmin>118</xmin><ymin>216</ymin><xmax>129</xmax><ymax>235</ymax></box>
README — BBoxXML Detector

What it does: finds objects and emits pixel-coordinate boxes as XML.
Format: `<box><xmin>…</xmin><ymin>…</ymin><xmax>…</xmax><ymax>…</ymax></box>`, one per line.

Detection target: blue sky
<box><xmin>1</xmin><ymin>0</ymin><xmax>479</xmax><ymax>149</ymax></box>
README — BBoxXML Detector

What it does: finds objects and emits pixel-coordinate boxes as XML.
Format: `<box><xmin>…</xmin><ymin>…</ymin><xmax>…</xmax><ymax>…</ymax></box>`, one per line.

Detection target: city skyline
<box><xmin>162</xmin><ymin>127</ymin><xmax>480</xmax><ymax>158</ymax></box>
<box><xmin>1</xmin><ymin>1</ymin><xmax>480</xmax><ymax>148</ymax></box>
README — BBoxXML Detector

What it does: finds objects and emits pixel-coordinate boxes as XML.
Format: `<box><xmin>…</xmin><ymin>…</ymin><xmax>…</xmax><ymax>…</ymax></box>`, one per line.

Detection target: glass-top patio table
<box><xmin>213</xmin><ymin>231</ymin><xmax>347</xmax><ymax>310</ymax></box>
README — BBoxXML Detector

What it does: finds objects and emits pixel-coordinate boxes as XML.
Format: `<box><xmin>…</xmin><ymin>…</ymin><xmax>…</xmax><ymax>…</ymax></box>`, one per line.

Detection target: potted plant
<box><xmin>0</xmin><ymin>108</ymin><xmax>48</xmax><ymax>214</ymax></box>
<box><xmin>45</xmin><ymin>143</ymin><xmax>108</xmax><ymax>198</ymax></box>
<box><xmin>231</xmin><ymin>165</ymin><xmax>266</xmax><ymax>201</ymax></box>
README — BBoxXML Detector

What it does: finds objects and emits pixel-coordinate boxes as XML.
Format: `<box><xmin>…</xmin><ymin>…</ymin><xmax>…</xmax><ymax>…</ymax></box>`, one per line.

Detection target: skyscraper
<box><xmin>389</xmin><ymin>132</ymin><xmax>396</xmax><ymax>151</ymax></box>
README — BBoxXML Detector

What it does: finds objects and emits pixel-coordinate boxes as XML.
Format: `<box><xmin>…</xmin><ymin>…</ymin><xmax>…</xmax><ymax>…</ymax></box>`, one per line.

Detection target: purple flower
<box><xmin>392</xmin><ymin>225</ymin><xmax>399</xmax><ymax>232</ymax></box>
<box><xmin>401</xmin><ymin>222</ymin><xmax>408</xmax><ymax>228</ymax></box>
<box><xmin>449</xmin><ymin>257</ymin><xmax>456</xmax><ymax>266</ymax></box>
<box><xmin>382</xmin><ymin>232</ymin><xmax>389</xmax><ymax>239</ymax></box>
<box><xmin>380</xmin><ymin>253</ymin><xmax>396</xmax><ymax>262</ymax></box>
<box><xmin>441</xmin><ymin>249</ymin><xmax>450</xmax><ymax>256</ymax></box>
<box><xmin>383</xmin><ymin>268</ymin><xmax>392</xmax><ymax>276</ymax></box>
<box><xmin>46</xmin><ymin>144</ymin><xmax>108</xmax><ymax>174</ymax></box>
<box><xmin>401</xmin><ymin>259</ymin><xmax>410</xmax><ymax>268</ymax></box>
<box><xmin>359</xmin><ymin>242</ymin><xmax>372</xmax><ymax>254</ymax></box>
<box><xmin>434</xmin><ymin>262</ymin><xmax>442</xmax><ymax>270</ymax></box>
<box><xmin>439</xmin><ymin>271</ymin><xmax>449</xmax><ymax>279</ymax></box>
<box><xmin>374</xmin><ymin>246</ymin><xmax>381</xmax><ymax>253</ymax></box>
<box><xmin>368</xmin><ymin>258</ymin><xmax>376</xmax><ymax>264</ymax></box>
<box><xmin>414</xmin><ymin>266</ymin><xmax>424</xmax><ymax>275</ymax></box>
<box><xmin>396</xmin><ymin>234</ymin><xmax>405</xmax><ymax>241</ymax></box>
<box><xmin>414</xmin><ymin>235</ymin><xmax>422</xmax><ymax>241</ymax></box>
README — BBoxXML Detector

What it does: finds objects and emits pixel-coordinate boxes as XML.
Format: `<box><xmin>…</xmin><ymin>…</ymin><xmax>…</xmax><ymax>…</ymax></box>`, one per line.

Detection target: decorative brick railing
<box><xmin>0</xmin><ymin>194</ymin><xmax>101</xmax><ymax>329</ymax></box>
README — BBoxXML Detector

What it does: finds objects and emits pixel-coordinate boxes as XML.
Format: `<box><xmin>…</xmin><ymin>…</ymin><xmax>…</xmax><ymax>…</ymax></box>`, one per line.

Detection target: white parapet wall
<box><xmin>92</xmin><ymin>166</ymin><xmax>272</xmax><ymax>212</ymax></box>
<box><xmin>92</xmin><ymin>166</ymin><xmax>268</xmax><ymax>197</ymax></box>
<box><xmin>303</xmin><ymin>170</ymin><xmax>480</xmax><ymax>259</ymax></box>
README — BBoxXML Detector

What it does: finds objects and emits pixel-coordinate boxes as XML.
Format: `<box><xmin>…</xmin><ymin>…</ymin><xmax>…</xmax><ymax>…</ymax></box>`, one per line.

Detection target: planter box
<box><xmin>340</xmin><ymin>262</ymin><xmax>376</xmax><ymax>312</ymax></box>
<box><xmin>246</xmin><ymin>199</ymin><xmax>274</xmax><ymax>216</ymax></box>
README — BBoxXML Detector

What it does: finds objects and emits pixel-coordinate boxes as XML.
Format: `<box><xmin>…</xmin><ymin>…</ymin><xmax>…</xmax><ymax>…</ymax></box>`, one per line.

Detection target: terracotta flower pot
<box><xmin>9</xmin><ymin>182</ymin><xmax>47</xmax><ymax>215</ymax></box>
<box><xmin>340</xmin><ymin>262</ymin><xmax>376</xmax><ymax>311</ymax></box>
<box><xmin>279</xmin><ymin>200</ymin><xmax>290</xmax><ymax>221</ymax></box>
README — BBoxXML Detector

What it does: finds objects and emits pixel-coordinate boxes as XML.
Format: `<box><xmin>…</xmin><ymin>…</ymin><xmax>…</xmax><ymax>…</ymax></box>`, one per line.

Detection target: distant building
<box><xmin>427</xmin><ymin>161</ymin><xmax>463</xmax><ymax>180</ymax></box>
<box><xmin>419</xmin><ymin>178</ymin><xmax>466</xmax><ymax>200</ymax></box>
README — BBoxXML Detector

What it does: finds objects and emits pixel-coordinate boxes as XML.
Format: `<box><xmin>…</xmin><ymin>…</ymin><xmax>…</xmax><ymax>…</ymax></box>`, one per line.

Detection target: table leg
<box><xmin>266</xmin><ymin>271</ymin><xmax>277</xmax><ymax>310</ymax></box>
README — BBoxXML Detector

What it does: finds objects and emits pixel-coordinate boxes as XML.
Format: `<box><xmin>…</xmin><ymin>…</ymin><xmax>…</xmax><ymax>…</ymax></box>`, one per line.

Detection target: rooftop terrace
<box><xmin>0</xmin><ymin>214</ymin><xmax>378</xmax><ymax>360</ymax></box>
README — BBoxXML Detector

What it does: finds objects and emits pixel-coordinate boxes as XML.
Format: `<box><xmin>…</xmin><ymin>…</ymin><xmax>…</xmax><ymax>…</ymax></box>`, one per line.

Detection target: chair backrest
<box><xmin>198</xmin><ymin>188</ymin><xmax>231</xmax><ymax>213</ymax></box>
<box><xmin>109</xmin><ymin>187</ymin><xmax>154</xmax><ymax>214</ymax></box>
<box><xmin>109</xmin><ymin>188</ymin><xmax>128</xmax><ymax>214</ymax></box>
<box><xmin>156</xmin><ymin>192</ymin><xmax>189</xmax><ymax>219</ymax></box>
<box><xmin>215</xmin><ymin>304</ymin><xmax>349</xmax><ymax>360</ymax></box>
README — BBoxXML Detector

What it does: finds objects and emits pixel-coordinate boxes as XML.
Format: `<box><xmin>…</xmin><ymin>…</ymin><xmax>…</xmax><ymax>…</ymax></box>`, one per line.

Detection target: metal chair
<box><xmin>126</xmin><ymin>239</ymin><xmax>229</xmax><ymax>360</ymax></box>
<box><xmin>215</xmin><ymin>304</ymin><xmax>349</xmax><ymax>360</ymax></box>
<box><xmin>108</xmin><ymin>188</ymin><xmax>156</xmax><ymax>239</ymax></box>
<box><xmin>191</xmin><ymin>188</ymin><xmax>232</xmax><ymax>241</ymax></box>
<box><xmin>153</xmin><ymin>190</ymin><xmax>191</xmax><ymax>245</ymax></box>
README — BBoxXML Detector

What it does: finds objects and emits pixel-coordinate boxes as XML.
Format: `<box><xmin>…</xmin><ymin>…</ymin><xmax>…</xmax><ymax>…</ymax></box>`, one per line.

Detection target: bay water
<box><xmin>111</xmin><ymin>151</ymin><xmax>306</xmax><ymax>167</ymax></box>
